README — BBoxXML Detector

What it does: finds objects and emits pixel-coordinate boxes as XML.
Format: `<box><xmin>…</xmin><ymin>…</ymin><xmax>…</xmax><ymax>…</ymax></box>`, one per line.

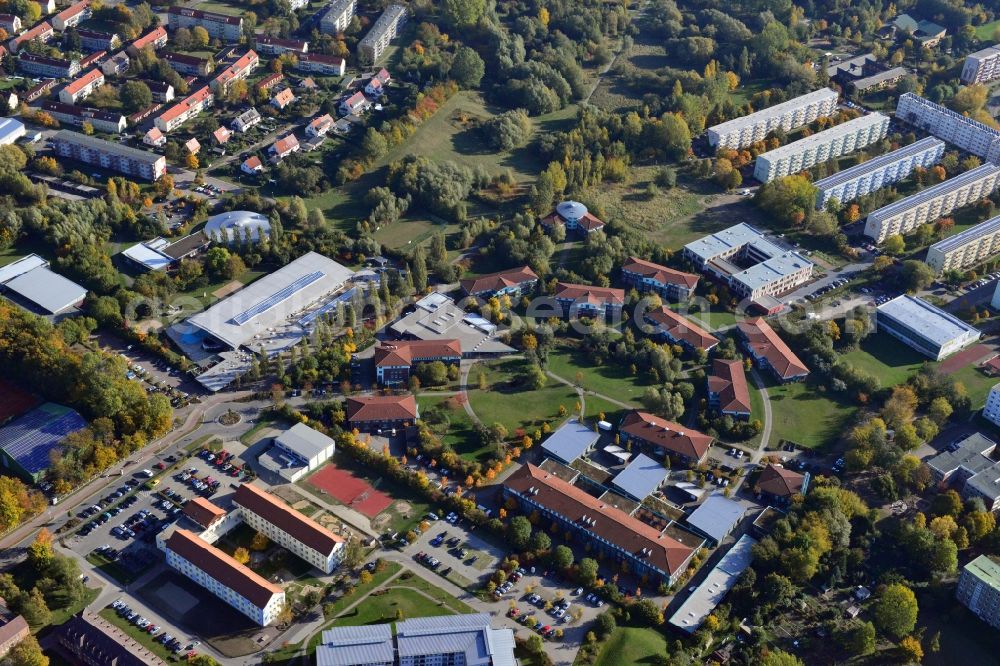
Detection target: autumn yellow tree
<box><xmin>251</xmin><ymin>531</ymin><xmax>269</xmax><ymax>551</ymax></box>
<box><xmin>233</xmin><ymin>547</ymin><xmax>250</xmax><ymax>564</ymax></box>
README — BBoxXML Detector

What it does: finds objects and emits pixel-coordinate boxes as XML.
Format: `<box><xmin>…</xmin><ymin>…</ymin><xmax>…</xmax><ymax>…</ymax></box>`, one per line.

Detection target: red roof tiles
<box><xmin>755</xmin><ymin>464</ymin><xmax>805</xmax><ymax>498</ymax></box>
<box><xmin>622</xmin><ymin>256</ymin><xmax>699</xmax><ymax>290</ymax></box>
<box><xmin>460</xmin><ymin>266</ymin><xmax>538</xmax><ymax>296</ymax></box>
<box><xmin>182</xmin><ymin>497</ymin><xmax>226</xmax><ymax>529</ymax></box>
<box><xmin>373</xmin><ymin>339</ymin><xmax>461</xmax><ymax>367</ymax></box>
<box><xmin>737</xmin><ymin>318</ymin><xmax>809</xmax><ymax>381</ymax></box>
<box><xmin>620</xmin><ymin>411</ymin><xmax>713</xmax><ymax>461</ymax></box>
<box><xmin>233</xmin><ymin>483</ymin><xmax>344</xmax><ymax>556</ymax></box>
<box><xmin>645</xmin><ymin>307</ymin><xmax>719</xmax><ymax>351</ymax></box>
<box><xmin>708</xmin><ymin>359</ymin><xmax>752</xmax><ymax>415</ymax></box>
<box><xmin>345</xmin><ymin>395</ymin><xmax>418</xmax><ymax>423</ymax></box>
<box><xmin>553</xmin><ymin>282</ymin><xmax>625</xmax><ymax>306</ymax></box>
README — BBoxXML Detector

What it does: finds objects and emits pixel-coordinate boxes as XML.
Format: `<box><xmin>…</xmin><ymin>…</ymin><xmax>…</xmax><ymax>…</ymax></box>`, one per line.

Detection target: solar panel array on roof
<box><xmin>0</xmin><ymin>403</ymin><xmax>86</xmax><ymax>476</ymax></box>
<box><xmin>231</xmin><ymin>271</ymin><xmax>324</xmax><ymax>325</ymax></box>
<box><xmin>298</xmin><ymin>287</ymin><xmax>357</xmax><ymax>328</ymax></box>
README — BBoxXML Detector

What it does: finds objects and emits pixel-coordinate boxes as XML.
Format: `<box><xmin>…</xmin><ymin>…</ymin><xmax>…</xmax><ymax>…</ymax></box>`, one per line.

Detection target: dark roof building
<box><xmin>345</xmin><ymin>395</ymin><xmax>418</xmax><ymax>432</ymax></box>
<box><xmin>0</xmin><ymin>402</ymin><xmax>86</xmax><ymax>482</ymax></box>
<box><xmin>57</xmin><ymin>613</ymin><xmax>167</xmax><ymax>665</ymax></box>
<box><xmin>755</xmin><ymin>464</ymin><xmax>807</xmax><ymax>504</ymax></box>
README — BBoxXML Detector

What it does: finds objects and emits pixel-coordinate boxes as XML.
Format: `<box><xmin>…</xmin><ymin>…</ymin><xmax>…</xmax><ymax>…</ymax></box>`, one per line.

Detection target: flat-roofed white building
<box><xmin>753</xmin><ymin>113</ymin><xmax>890</xmax><ymax>183</ymax></box>
<box><xmin>396</xmin><ymin>614</ymin><xmax>517</xmax><ymax>666</ymax></box>
<box><xmin>962</xmin><ymin>45</ymin><xmax>1000</xmax><ymax>84</ymax></box>
<box><xmin>318</xmin><ymin>0</ymin><xmax>356</xmax><ymax>35</ymax></box>
<box><xmin>896</xmin><ymin>93</ymin><xmax>1000</xmax><ymax>164</ymax></box>
<box><xmin>50</xmin><ymin>130</ymin><xmax>166</xmax><ymax>181</ymax></box>
<box><xmin>263</xmin><ymin>422</ymin><xmax>335</xmax><ymax>482</ymax></box>
<box><xmin>669</xmin><ymin>534</ymin><xmax>756</xmax><ymax>633</ymax></box>
<box><xmin>875</xmin><ymin>295</ymin><xmax>981</xmax><ymax>360</ymax></box>
<box><xmin>357</xmin><ymin>4</ymin><xmax>406</xmax><ymax>65</ymax></box>
<box><xmin>706</xmin><ymin>88</ymin><xmax>839</xmax><ymax>150</ymax></box>
<box><xmin>864</xmin><ymin>163</ymin><xmax>1000</xmax><ymax>243</ymax></box>
<box><xmin>926</xmin><ymin>213</ymin><xmax>1000</xmax><ymax>274</ymax></box>
<box><xmin>814</xmin><ymin>137</ymin><xmax>944</xmax><ymax>208</ymax></box>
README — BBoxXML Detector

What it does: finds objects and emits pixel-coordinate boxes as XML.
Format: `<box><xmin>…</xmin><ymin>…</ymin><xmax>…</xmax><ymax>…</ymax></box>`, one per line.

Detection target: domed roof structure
<box><xmin>556</xmin><ymin>200</ymin><xmax>588</xmax><ymax>221</ymax></box>
<box><xmin>204</xmin><ymin>210</ymin><xmax>271</xmax><ymax>243</ymax></box>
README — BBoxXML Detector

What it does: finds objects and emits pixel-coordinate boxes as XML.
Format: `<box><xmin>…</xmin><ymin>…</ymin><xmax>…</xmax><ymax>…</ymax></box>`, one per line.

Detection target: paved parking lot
<box><xmin>408</xmin><ymin>517</ymin><xmax>500</xmax><ymax>587</ymax></box>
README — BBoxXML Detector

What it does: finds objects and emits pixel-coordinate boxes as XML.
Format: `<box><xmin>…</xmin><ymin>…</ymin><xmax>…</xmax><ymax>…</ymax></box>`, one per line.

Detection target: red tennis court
<box><xmin>309</xmin><ymin>464</ymin><xmax>393</xmax><ymax>518</ymax></box>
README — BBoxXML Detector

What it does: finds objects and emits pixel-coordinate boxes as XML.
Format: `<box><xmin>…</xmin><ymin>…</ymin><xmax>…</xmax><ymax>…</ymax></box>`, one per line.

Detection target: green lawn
<box><xmin>946</xmin><ymin>363</ymin><xmax>998</xmax><ymax>410</ymax></box>
<box><xmin>467</xmin><ymin>358</ymin><xmax>581</xmax><ymax>434</ymax></box>
<box><xmin>583</xmin><ymin>396</ymin><xmax>629</xmax><ymax>424</ymax></box>
<box><xmin>976</xmin><ymin>19</ymin><xmax>1000</xmax><ymax>40</ymax></box>
<box><xmin>766</xmin><ymin>379</ymin><xmax>856</xmax><ymax>450</ymax></box>
<box><xmin>330</xmin><ymin>587</ymin><xmax>457</xmax><ymax>626</ymax></box>
<box><xmin>98</xmin><ymin>608</ymin><xmax>176</xmax><ymax>663</ymax></box>
<box><xmin>305</xmin><ymin>562</ymin><xmax>402</xmax><ymax>652</ymax></box>
<box><xmin>48</xmin><ymin>587</ymin><xmax>100</xmax><ymax>630</ymax></box>
<box><xmin>546</xmin><ymin>345</ymin><xmax>651</xmax><ymax>407</ymax></box>
<box><xmin>666</xmin><ymin>303</ymin><xmax>738</xmax><ymax>332</ymax></box>
<box><xmin>372</xmin><ymin>214</ymin><xmax>463</xmax><ymax>252</ymax></box>
<box><xmin>419</xmin><ymin>395</ymin><xmax>485</xmax><ymax>462</ymax></box>
<box><xmin>841</xmin><ymin>333</ymin><xmax>927</xmax><ymax>389</ymax></box>
<box><xmin>593</xmin><ymin>626</ymin><xmax>669</xmax><ymax>666</ymax></box>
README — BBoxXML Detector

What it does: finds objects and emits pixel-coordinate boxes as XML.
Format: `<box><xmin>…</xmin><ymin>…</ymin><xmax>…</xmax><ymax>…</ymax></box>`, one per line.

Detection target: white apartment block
<box><xmin>926</xmin><ymin>214</ymin><xmax>1000</xmax><ymax>274</ymax></box>
<box><xmin>164</xmin><ymin>530</ymin><xmax>284</xmax><ymax>626</ymax></box>
<box><xmin>753</xmin><ymin>113</ymin><xmax>889</xmax><ymax>183</ymax></box>
<box><xmin>983</xmin><ymin>384</ymin><xmax>1000</xmax><ymax>427</ymax></box>
<box><xmin>957</xmin><ymin>556</ymin><xmax>1000</xmax><ymax>630</ymax></box>
<box><xmin>51</xmin><ymin>130</ymin><xmax>166</xmax><ymax>180</ymax></box>
<box><xmin>706</xmin><ymin>88</ymin><xmax>839</xmax><ymax>150</ymax></box>
<box><xmin>358</xmin><ymin>4</ymin><xmax>406</xmax><ymax>65</ymax></box>
<box><xmin>318</xmin><ymin>0</ymin><xmax>356</xmax><ymax>34</ymax></box>
<box><xmin>813</xmin><ymin>137</ymin><xmax>945</xmax><ymax>208</ymax></box>
<box><xmin>864</xmin><ymin>163</ymin><xmax>1000</xmax><ymax>243</ymax></box>
<box><xmin>962</xmin><ymin>45</ymin><xmax>1000</xmax><ymax>84</ymax></box>
<box><xmin>896</xmin><ymin>93</ymin><xmax>1000</xmax><ymax>164</ymax></box>
<box><xmin>167</xmin><ymin>6</ymin><xmax>243</xmax><ymax>42</ymax></box>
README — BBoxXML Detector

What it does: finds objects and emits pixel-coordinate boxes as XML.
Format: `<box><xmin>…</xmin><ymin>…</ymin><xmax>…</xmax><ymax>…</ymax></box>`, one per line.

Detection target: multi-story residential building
<box><xmin>164</xmin><ymin>529</ymin><xmax>285</xmax><ymax>626</ymax></box>
<box><xmin>51</xmin><ymin>0</ymin><xmax>90</xmax><ymax>32</ymax></box>
<box><xmin>318</xmin><ymin>0</ymin><xmax>357</xmax><ymax>35</ymax></box>
<box><xmin>876</xmin><ymin>295</ymin><xmax>981</xmax><ymax>360</ymax></box>
<box><xmin>373</xmin><ymin>339</ymin><xmax>461</xmax><ymax>386</ymax></box>
<box><xmin>295</xmin><ymin>52</ymin><xmax>345</xmax><ymax>76</ymax></box>
<box><xmin>154</xmin><ymin>86</ymin><xmax>213</xmax><ymax>133</ymax></box>
<box><xmin>210</xmin><ymin>49</ymin><xmax>258</xmax><ymax>95</ymax></box>
<box><xmin>78</xmin><ymin>49</ymin><xmax>105</xmax><ymax>69</ymax></box>
<box><xmin>619</xmin><ymin>411</ymin><xmax>714</xmax><ymax>466</ymax></box>
<box><xmin>58</xmin><ymin>68</ymin><xmax>103</xmax><ymax>104</ymax></box>
<box><xmin>127</xmin><ymin>26</ymin><xmax>167</xmax><ymax>55</ymax></box>
<box><xmin>233</xmin><ymin>483</ymin><xmax>344</xmax><ymax>574</ymax></box>
<box><xmin>683</xmin><ymin>223</ymin><xmax>813</xmax><ymax>301</ymax></box>
<box><xmin>864</xmin><ymin>163</ymin><xmax>1000</xmax><ymax>243</ymax></box>
<box><xmin>541</xmin><ymin>200</ymin><xmax>605</xmax><ymax>236</ymax></box>
<box><xmin>18</xmin><ymin>52</ymin><xmax>79</xmax><ymax>78</ymax></box>
<box><xmin>100</xmin><ymin>51</ymin><xmax>129</xmax><ymax>76</ymax></box>
<box><xmin>231</xmin><ymin>107</ymin><xmax>261</xmax><ymax>133</ymax></box>
<box><xmin>503</xmin><ymin>463</ymin><xmax>697</xmax><ymax>585</ymax></box>
<box><xmin>621</xmin><ymin>256</ymin><xmax>699</xmax><ymax>301</ymax></box>
<box><xmin>962</xmin><ymin>45</ymin><xmax>1000</xmax><ymax>84</ymax></box>
<box><xmin>77</xmin><ymin>28</ymin><xmax>119</xmax><ymax>52</ymax></box>
<box><xmin>851</xmin><ymin>66</ymin><xmax>910</xmax><ymax>94</ymax></box>
<box><xmin>927</xmin><ymin>432</ymin><xmax>1000</xmax><ymax>510</ymax></box>
<box><xmin>706</xmin><ymin>88</ymin><xmax>839</xmax><ymax>150</ymax></box>
<box><xmin>926</xmin><ymin>213</ymin><xmax>1000</xmax><ymax>274</ymax></box>
<box><xmin>984</xmin><ymin>384</ymin><xmax>1000</xmax><ymax>427</ymax></box>
<box><xmin>736</xmin><ymin>317</ymin><xmax>809</xmax><ymax>382</ymax></box>
<box><xmin>9</xmin><ymin>21</ymin><xmax>54</xmax><ymax>53</ymax></box>
<box><xmin>553</xmin><ymin>282</ymin><xmax>625</xmax><ymax>321</ymax></box>
<box><xmin>160</xmin><ymin>51</ymin><xmax>213</xmax><ymax>77</ymax></box>
<box><xmin>51</xmin><ymin>130</ymin><xmax>167</xmax><ymax>180</ymax></box>
<box><xmin>813</xmin><ymin>137</ymin><xmax>944</xmax><ymax>208</ymax></box>
<box><xmin>957</xmin><ymin>555</ymin><xmax>1000</xmax><ymax>629</ymax></box>
<box><xmin>753</xmin><ymin>112</ymin><xmax>890</xmax><ymax>182</ymax></box>
<box><xmin>167</xmin><ymin>6</ymin><xmax>243</xmax><ymax>42</ymax></box>
<box><xmin>345</xmin><ymin>395</ymin><xmax>418</xmax><ymax>433</ymax></box>
<box><xmin>143</xmin><ymin>80</ymin><xmax>174</xmax><ymax>103</ymax></box>
<box><xmin>460</xmin><ymin>265</ymin><xmax>539</xmax><ymax>299</ymax></box>
<box><xmin>0</xmin><ymin>14</ymin><xmax>22</xmax><ymax>35</ymax></box>
<box><xmin>0</xmin><ymin>612</ymin><xmax>27</xmax><ymax>660</ymax></box>
<box><xmin>357</xmin><ymin>4</ymin><xmax>407</xmax><ymax>65</ymax></box>
<box><xmin>255</xmin><ymin>34</ymin><xmax>308</xmax><ymax>56</ymax></box>
<box><xmin>896</xmin><ymin>93</ymin><xmax>1000</xmax><ymax>164</ymax></box>
<box><xmin>43</xmin><ymin>100</ymin><xmax>125</xmax><ymax>133</ymax></box>
<box><xmin>708</xmin><ymin>358</ymin><xmax>752</xmax><ymax>419</ymax></box>
<box><xmin>57</xmin><ymin>614</ymin><xmax>166</xmax><ymax>666</ymax></box>
<box><xmin>256</xmin><ymin>72</ymin><xmax>284</xmax><ymax>94</ymax></box>
<box><xmin>23</xmin><ymin>78</ymin><xmax>58</xmax><ymax>103</ymax></box>
<box><xmin>644</xmin><ymin>306</ymin><xmax>719</xmax><ymax>353</ymax></box>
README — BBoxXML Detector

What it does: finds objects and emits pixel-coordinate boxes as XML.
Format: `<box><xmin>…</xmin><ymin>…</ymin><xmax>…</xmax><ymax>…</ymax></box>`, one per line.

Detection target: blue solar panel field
<box><xmin>231</xmin><ymin>271</ymin><xmax>325</xmax><ymax>325</ymax></box>
<box><xmin>0</xmin><ymin>403</ymin><xmax>87</xmax><ymax>476</ymax></box>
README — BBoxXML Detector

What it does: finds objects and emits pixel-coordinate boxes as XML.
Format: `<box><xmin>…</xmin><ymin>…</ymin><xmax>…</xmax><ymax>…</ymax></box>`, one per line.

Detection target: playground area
<box><xmin>307</xmin><ymin>464</ymin><xmax>395</xmax><ymax>519</ymax></box>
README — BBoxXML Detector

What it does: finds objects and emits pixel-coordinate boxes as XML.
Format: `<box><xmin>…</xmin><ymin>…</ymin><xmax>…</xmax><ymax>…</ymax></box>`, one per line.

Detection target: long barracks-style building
<box><xmin>812</xmin><ymin>137</ymin><xmax>944</xmax><ymax>209</ymax></box>
<box><xmin>753</xmin><ymin>113</ymin><xmax>889</xmax><ymax>183</ymax></box>
<box><xmin>896</xmin><ymin>93</ymin><xmax>1000</xmax><ymax>164</ymax></box>
<box><xmin>925</xmin><ymin>213</ymin><xmax>1000</xmax><ymax>274</ymax></box>
<box><xmin>863</xmin><ymin>163</ymin><xmax>1000</xmax><ymax>243</ymax></box>
<box><xmin>706</xmin><ymin>88</ymin><xmax>839</xmax><ymax>150</ymax></box>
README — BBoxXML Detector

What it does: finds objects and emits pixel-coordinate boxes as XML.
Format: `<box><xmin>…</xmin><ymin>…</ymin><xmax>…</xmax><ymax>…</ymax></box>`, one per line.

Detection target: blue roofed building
<box><xmin>611</xmin><ymin>453</ymin><xmax>667</xmax><ymax>501</ymax></box>
<box><xmin>540</xmin><ymin>418</ymin><xmax>600</xmax><ymax>464</ymax></box>
<box><xmin>0</xmin><ymin>402</ymin><xmax>87</xmax><ymax>482</ymax></box>
<box><xmin>685</xmin><ymin>494</ymin><xmax>746</xmax><ymax>546</ymax></box>
<box><xmin>316</xmin><ymin>624</ymin><xmax>394</xmax><ymax>666</ymax></box>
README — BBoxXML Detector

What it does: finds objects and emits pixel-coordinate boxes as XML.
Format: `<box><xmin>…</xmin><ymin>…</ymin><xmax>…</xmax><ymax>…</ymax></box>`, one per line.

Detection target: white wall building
<box><xmin>896</xmin><ymin>93</ymin><xmax>1000</xmax><ymax>164</ymax></box>
<box><xmin>983</xmin><ymin>384</ymin><xmax>1000</xmax><ymax>427</ymax></box>
<box><xmin>926</xmin><ymin>213</ymin><xmax>1000</xmax><ymax>274</ymax></box>
<box><xmin>167</xmin><ymin>6</ymin><xmax>242</xmax><ymax>42</ymax></box>
<box><xmin>962</xmin><ymin>45</ymin><xmax>1000</xmax><ymax>84</ymax></box>
<box><xmin>875</xmin><ymin>295</ymin><xmax>981</xmax><ymax>360</ymax></box>
<box><xmin>813</xmin><ymin>137</ymin><xmax>944</xmax><ymax>208</ymax></box>
<box><xmin>263</xmin><ymin>422</ymin><xmax>335</xmax><ymax>482</ymax></box>
<box><xmin>357</xmin><ymin>4</ymin><xmax>406</xmax><ymax>65</ymax></box>
<box><xmin>706</xmin><ymin>88</ymin><xmax>839</xmax><ymax>150</ymax></box>
<box><xmin>318</xmin><ymin>0</ymin><xmax>356</xmax><ymax>34</ymax></box>
<box><xmin>864</xmin><ymin>163</ymin><xmax>1000</xmax><ymax>243</ymax></box>
<box><xmin>753</xmin><ymin>113</ymin><xmax>889</xmax><ymax>182</ymax></box>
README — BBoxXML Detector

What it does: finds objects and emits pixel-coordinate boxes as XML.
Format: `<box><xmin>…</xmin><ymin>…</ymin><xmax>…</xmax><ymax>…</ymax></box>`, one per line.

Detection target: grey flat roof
<box><xmin>898</xmin><ymin>93</ymin><xmax>1000</xmax><ymax>139</ymax></box>
<box><xmin>540</xmin><ymin>418</ymin><xmax>600</xmax><ymax>463</ymax></box>
<box><xmin>729</xmin><ymin>251</ymin><xmax>813</xmax><ymax>291</ymax></box>
<box><xmin>853</xmin><ymin>66</ymin><xmax>910</xmax><ymax>90</ymax></box>
<box><xmin>877</xmin><ymin>295</ymin><xmax>981</xmax><ymax>348</ymax></box>
<box><xmin>122</xmin><ymin>242</ymin><xmax>173</xmax><ymax>271</ymax></box>
<box><xmin>611</xmin><ymin>453</ymin><xmax>667</xmax><ymax>500</ymax></box>
<box><xmin>275</xmin><ymin>422</ymin><xmax>335</xmax><ymax>462</ymax></box>
<box><xmin>968</xmin><ymin>45</ymin><xmax>1000</xmax><ymax>60</ymax></box>
<box><xmin>396</xmin><ymin>614</ymin><xmax>515</xmax><ymax>666</ymax></box>
<box><xmin>707</xmin><ymin>88</ymin><xmax>837</xmax><ymax>135</ymax></box>
<box><xmin>187</xmin><ymin>251</ymin><xmax>354</xmax><ymax>349</ymax></box>
<box><xmin>756</xmin><ymin>113</ymin><xmax>888</xmax><ymax>162</ymax></box>
<box><xmin>929</xmin><ymin>213</ymin><xmax>1000</xmax><ymax>254</ymax></box>
<box><xmin>388</xmin><ymin>293</ymin><xmax>516</xmax><ymax>353</ymax></box>
<box><xmin>814</xmin><ymin>137</ymin><xmax>943</xmax><ymax>190</ymax></box>
<box><xmin>684</xmin><ymin>223</ymin><xmax>782</xmax><ymax>262</ymax></box>
<box><xmin>669</xmin><ymin>533</ymin><xmax>756</xmax><ymax>633</ymax></box>
<box><xmin>867</xmin><ymin>163</ymin><xmax>1000</xmax><ymax>221</ymax></box>
<box><xmin>316</xmin><ymin>624</ymin><xmax>394</xmax><ymax>666</ymax></box>
<box><xmin>927</xmin><ymin>432</ymin><xmax>997</xmax><ymax>477</ymax></box>
<box><xmin>52</xmin><ymin>129</ymin><xmax>163</xmax><ymax>166</ymax></box>
<box><xmin>4</xmin><ymin>266</ymin><xmax>86</xmax><ymax>314</ymax></box>
<box><xmin>685</xmin><ymin>494</ymin><xmax>745</xmax><ymax>544</ymax></box>
<box><xmin>0</xmin><ymin>254</ymin><xmax>47</xmax><ymax>284</ymax></box>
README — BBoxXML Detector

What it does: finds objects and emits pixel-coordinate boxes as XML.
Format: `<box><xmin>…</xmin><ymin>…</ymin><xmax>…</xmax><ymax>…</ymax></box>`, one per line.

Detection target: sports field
<box><xmin>308</xmin><ymin>464</ymin><xmax>394</xmax><ymax>518</ymax></box>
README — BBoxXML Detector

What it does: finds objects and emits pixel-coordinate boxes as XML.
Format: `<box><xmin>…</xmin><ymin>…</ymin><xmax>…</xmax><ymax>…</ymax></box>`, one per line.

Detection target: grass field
<box><xmin>976</xmin><ymin>20</ymin><xmax>1000</xmax><ymax>40</ymax></box>
<box><xmin>419</xmin><ymin>395</ymin><xmax>485</xmax><ymax>462</ymax></box>
<box><xmin>766</xmin><ymin>379</ymin><xmax>856</xmax><ymax>450</ymax></box>
<box><xmin>372</xmin><ymin>214</ymin><xmax>463</xmax><ymax>252</ymax></box>
<box><xmin>467</xmin><ymin>358</ymin><xmax>580</xmax><ymax>434</ymax></box>
<box><xmin>593</xmin><ymin>626</ymin><xmax>669</xmax><ymax>666</ymax></box>
<box><xmin>583</xmin><ymin>396</ymin><xmax>629</xmax><ymax>424</ymax></box>
<box><xmin>304</xmin><ymin>562</ymin><xmax>401</xmax><ymax>652</ymax></box>
<box><xmin>546</xmin><ymin>345</ymin><xmax>650</xmax><ymax>407</ymax></box>
<box><xmin>330</xmin><ymin>570</ymin><xmax>472</xmax><ymax>627</ymax></box>
<box><xmin>841</xmin><ymin>333</ymin><xmax>927</xmax><ymax>389</ymax></box>
<box><xmin>946</xmin><ymin>363</ymin><xmax>997</xmax><ymax>410</ymax></box>
<box><xmin>666</xmin><ymin>303</ymin><xmax>739</xmax><ymax>332</ymax></box>
<box><xmin>86</xmin><ymin>552</ymin><xmax>146</xmax><ymax>586</ymax></box>
<box><xmin>48</xmin><ymin>587</ymin><xmax>100</xmax><ymax>630</ymax></box>
<box><xmin>98</xmin><ymin>608</ymin><xmax>178</xmax><ymax>662</ymax></box>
